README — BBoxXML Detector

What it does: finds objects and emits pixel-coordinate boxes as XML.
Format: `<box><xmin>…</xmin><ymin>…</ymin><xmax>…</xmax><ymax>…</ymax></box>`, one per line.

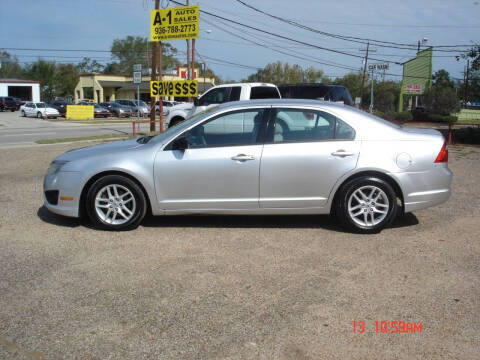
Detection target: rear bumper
<box><xmin>394</xmin><ymin>164</ymin><xmax>453</xmax><ymax>213</ymax></box>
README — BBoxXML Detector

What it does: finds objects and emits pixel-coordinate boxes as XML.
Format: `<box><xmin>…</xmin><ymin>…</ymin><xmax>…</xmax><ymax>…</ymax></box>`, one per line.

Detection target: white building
<box><xmin>0</xmin><ymin>79</ymin><xmax>41</xmax><ymax>102</ymax></box>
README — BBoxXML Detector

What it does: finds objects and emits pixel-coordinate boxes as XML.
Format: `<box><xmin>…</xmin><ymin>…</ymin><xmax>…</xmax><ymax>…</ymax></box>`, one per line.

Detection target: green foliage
<box><xmin>109</xmin><ymin>36</ymin><xmax>179</xmax><ymax>74</ymax></box>
<box><xmin>376</xmin><ymin>111</ymin><xmax>412</xmax><ymax>123</ymax></box>
<box><xmin>428</xmin><ymin>114</ymin><xmax>458</xmax><ymax>123</ymax></box>
<box><xmin>55</xmin><ymin>64</ymin><xmax>79</xmax><ymax>99</ymax></box>
<box><xmin>0</xmin><ymin>51</ymin><xmax>24</xmax><ymax>79</ymax></box>
<box><xmin>423</xmin><ymin>84</ymin><xmax>459</xmax><ymax>116</ymax></box>
<box><xmin>245</xmin><ymin>61</ymin><xmax>330</xmax><ymax>84</ymax></box>
<box><xmin>76</xmin><ymin>57</ymin><xmax>104</xmax><ymax>74</ymax></box>
<box><xmin>23</xmin><ymin>59</ymin><xmax>57</xmax><ymax>102</ymax></box>
<box><xmin>333</xmin><ymin>72</ymin><xmax>363</xmax><ymax>100</ymax></box>
<box><xmin>373</xmin><ymin>81</ymin><xmax>401</xmax><ymax>113</ymax></box>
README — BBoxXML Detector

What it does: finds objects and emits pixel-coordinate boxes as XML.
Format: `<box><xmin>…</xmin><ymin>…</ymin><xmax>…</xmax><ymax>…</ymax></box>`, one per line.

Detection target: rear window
<box><xmin>250</xmin><ymin>86</ymin><xmax>280</xmax><ymax>100</ymax></box>
<box><xmin>229</xmin><ymin>86</ymin><xmax>241</xmax><ymax>101</ymax></box>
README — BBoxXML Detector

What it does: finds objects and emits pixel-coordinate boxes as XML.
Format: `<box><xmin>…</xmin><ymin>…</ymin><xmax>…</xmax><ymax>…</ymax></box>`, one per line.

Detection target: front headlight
<box><xmin>163</xmin><ymin>109</ymin><xmax>170</xmax><ymax>116</ymax></box>
<box><xmin>46</xmin><ymin>161</ymin><xmax>69</xmax><ymax>175</ymax></box>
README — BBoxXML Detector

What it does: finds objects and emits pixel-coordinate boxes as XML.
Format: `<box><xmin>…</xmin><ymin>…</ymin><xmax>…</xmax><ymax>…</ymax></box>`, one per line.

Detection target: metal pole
<box><xmin>159</xmin><ymin>41</ymin><xmax>164</xmax><ymax>133</ymax></box>
<box><xmin>186</xmin><ymin>0</ymin><xmax>190</xmax><ymax>82</ymax></box>
<box><xmin>150</xmin><ymin>0</ymin><xmax>159</xmax><ymax>132</ymax></box>
<box><xmin>360</xmin><ymin>42</ymin><xmax>369</xmax><ymax>109</ymax></box>
<box><xmin>137</xmin><ymin>84</ymin><xmax>140</xmax><ymax>122</ymax></box>
<box><xmin>464</xmin><ymin>59</ymin><xmax>470</xmax><ymax>105</ymax></box>
<box><xmin>369</xmin><ymin>69</ymin><xmax>374</xmax><ymax>113</ymax></box>
<box><xmin>191</xmin><ymin>39</ymin><xmax>196</xmax><ymax>102</ymax></box>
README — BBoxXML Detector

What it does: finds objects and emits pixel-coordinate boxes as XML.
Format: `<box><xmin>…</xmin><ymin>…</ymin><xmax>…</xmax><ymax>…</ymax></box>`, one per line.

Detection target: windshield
<box><xmin>134</xmin><ymin>100</ymin><xmax>148</xmax><ymax>106</ymax></box>
<box><xmin>149</xmin><ymin>106</ymin><xmax>220</xmax><ymax>145</ymax></box>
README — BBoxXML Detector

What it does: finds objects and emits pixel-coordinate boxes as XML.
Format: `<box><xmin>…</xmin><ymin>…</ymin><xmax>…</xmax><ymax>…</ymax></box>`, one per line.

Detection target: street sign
<box><xmin>133</xmin><ymin>64</ymin><xmax>142</xmax><ymax>71</ymax></box>
<box><xmin>368</xmin><ymin>63</ymin><xmax>389</xmax><ymax>71</ymax></box>
<box><xmin>150</xmin><ymin>80</ymin><xmax>198</xmax><ymax>97</ymax></box>
<box><xmin>133</xmin><ymin>71</ymin><xmax>142</xmax><ymax>84</ymax></box>
<box><xmin>150</xmin><ymin>5</ymin><xmax>199</xmax><ymax>42</ymax></box>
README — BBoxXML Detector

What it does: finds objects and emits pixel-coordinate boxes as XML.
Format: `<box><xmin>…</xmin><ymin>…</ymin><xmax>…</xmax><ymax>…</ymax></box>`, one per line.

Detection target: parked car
<box><xmin>0</xmin><ymin>96</ymin><xmax>17</xmax><ymax>112</ymax></box>
<box><xmin>100</xmin><ymin>102</ymin><xmax>134</xmax><ymax>118</ymax></box>
<box><xmin>21</xmin><ymin>102</ymin><xmax>60</xmax><ymax>118</ymax></box>
<box><xmin>50</xmin><ymin>100</ymin><xmax>73</xmax><ymax>116</ymax></box>
<box><xmin>43</xmin><ymin>99</ymin><xmax>452</xmax><ymax>233</ymax></box>
<box><xmin>165</xmin><ymin>83</ymin><xmax>281</xmax><ymax>128</ymax></box>
<box><xmin>155</xmin><ymin>100</ymin><xmax>179</xmax><ymax>113</ymax></box>
<box><xmin>93</xmin><ymin>104</ymin><xmax>111</xmax><ymax>118</ymax></box>
<box><xmin>115</xmin><ymin>99</ymin><xmax>149</xmax><ymax>116</ymax></box>
<box><xmin>278</xmin><ymin>84</ymin><xmax>354</xmax><ymax>106</ymax></box>
<box><xmin>11</xmin><ymin>97</ymin><xmax>24</xmax><ymax>110</ymax></box>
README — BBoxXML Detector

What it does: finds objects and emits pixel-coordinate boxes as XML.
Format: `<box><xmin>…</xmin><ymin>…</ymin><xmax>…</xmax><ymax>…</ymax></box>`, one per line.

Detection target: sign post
<box><xmin>150</xmin><ymin>4</ymin><xmax>200</xmax><ymax>132</ymax></box>
<box><xmin>133</xmin><ymin>64</ymin><xmax>142</xmax><ymax>122</ymax></box>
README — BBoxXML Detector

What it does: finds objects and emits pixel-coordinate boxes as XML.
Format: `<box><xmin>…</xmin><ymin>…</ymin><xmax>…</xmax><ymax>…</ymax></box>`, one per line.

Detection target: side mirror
<box><xmin>171</xmin><ymin>136</ymin><xmax>189</xmax><ymax>151</ymax></box>
<box><xmin>193</xmin><ymin>97</ymin><xmax>200</xmax><ymax>106</ymax></box>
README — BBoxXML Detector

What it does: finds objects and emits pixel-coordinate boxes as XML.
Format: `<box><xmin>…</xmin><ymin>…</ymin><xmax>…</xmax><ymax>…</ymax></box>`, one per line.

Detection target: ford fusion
<box><xmin>43</xmin><ymin>99</ymin><xmax>452</xmax><ymax>233</ymax></box>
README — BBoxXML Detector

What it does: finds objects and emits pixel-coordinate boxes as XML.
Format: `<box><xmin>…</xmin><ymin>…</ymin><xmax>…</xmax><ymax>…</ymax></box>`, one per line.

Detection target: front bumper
<box><xmin>43</xmin><ymin>171</ymin><xmax>82</xmax><ymax>218</ymax></box>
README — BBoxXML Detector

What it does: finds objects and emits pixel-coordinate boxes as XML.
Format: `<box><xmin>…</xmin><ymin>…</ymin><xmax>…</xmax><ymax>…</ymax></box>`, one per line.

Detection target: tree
<box><xmin>245</xmin><ymin>61</ymin><xmax>329</xmax><ymax>84</ymax></box>
<box><xmin>110</xmin><ymin>36</ymin><xmax>179</xmax><ymax>74</ymax></box>
<box><xmin>76</xmin><ymin>57</ymin><xmax>104</xmax><ymax>74</ymax></box>
<box><xmin>23</xmin><ymin>59</ymin><xmax>57</xmax><ymax>102</ymax></box>
<box><xmin>334</xmin><ymin>72</ymin><xmax>364</xmax><ymax>100</ymax></box>
<box><xmin>432</xmin><ymin>69</ymin><xmax>454</xmax><ymax>89</ymax></box>
<box><xmin>373</xmin><ymin>81</ymin><xmax>401</xmax><ymax>113</ymax></box>
<box><xmin>459</xmin><ymin>44</ymin><xmax>480</xmax><ymax>71</ymax></box>
<box><xmin>56</xmin><ymin>63</ymin><xmax>79</xmax><ymax>99</ymax></box>
<box><xmin>0</xmin><ymin>51</ymin><xmax>24</xmax><ymax>79</ymax></box>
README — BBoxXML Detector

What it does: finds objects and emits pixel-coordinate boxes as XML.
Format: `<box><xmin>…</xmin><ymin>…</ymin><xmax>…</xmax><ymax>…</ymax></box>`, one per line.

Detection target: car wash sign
<box><xmin>151</xmin><ymin>5</ymin><xmax>199</xmax><ymax>41</ymax></box>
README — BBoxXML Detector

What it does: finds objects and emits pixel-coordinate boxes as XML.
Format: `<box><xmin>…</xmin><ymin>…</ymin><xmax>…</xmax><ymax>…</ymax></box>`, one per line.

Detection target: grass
<box><xmin>35</xmin><ymin>131</ymin><xmax>162</xmax><ymax>144</ymax></box>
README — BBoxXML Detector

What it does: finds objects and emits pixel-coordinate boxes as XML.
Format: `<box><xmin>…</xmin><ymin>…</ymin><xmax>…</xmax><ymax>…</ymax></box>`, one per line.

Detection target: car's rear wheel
<box><xmin>86</xmin><ymin>175</ymin><xmax>147</xmax><ymax>230</ymax></box>
<box><xmin>21</xmin><ymin>110</ymin><xmax>26</xmax><ymax>117</ymax></box>
<box><xmin>335</xmin><ymin>176</ymin><xmax>397</xmax><ymax>234</ymax></box>
<box><xmin>168</xmin><ymin>117</ymin><xmax>184</xmax><ymax>128</ymax></box>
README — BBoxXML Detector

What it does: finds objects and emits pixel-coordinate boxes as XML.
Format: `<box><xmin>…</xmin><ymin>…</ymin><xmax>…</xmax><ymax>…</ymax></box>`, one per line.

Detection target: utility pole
<box><xmin>150</xmin><ymin>0</ymin><xmax>159</xmax><ymax>131</ymax></box>
<box><xmin>464</xmin><ymin>59</ymin><xmax>470</xmax><ymax>106</ymax></box>
<box><xmin>159</xmin><ymin>40</ymin><xmax>164</xmax><ymax>132</ymax></box>
<box><xmin>360</xmin><ymin>42</ymin><xmax>370</xmax><ymax>109</ymax></box>
<box><xmin>186</xmin><ymin>0</ymin><xmax>191</xmax><ymax>81</ymax></box>
<box><xmin>369</xmin><ymin>68</ymin><xmax>374</xmax><ymax>113</ymax></box>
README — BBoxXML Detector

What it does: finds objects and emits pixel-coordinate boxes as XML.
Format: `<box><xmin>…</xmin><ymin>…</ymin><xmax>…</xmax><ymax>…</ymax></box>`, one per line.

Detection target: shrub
<box><xmin>395</xmin><ymin>111</ymin><xmax>413</xmax><ymax>122</ymax></box>
<box><xmin>428</xmin><ymin>114</ymin><xmax>458</xmax><ymax>123</ymax></box>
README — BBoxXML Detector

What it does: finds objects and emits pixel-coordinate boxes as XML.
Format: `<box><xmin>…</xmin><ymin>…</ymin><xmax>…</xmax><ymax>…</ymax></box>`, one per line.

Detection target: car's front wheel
<box><xmin>86</xmin><ymin>175</ymin><xmax>147</xmax><ymax>230</ymax></box>
<box><xmin>335</xmin><ymin>176</ymin><xmax>398</xmax><ymax>234</ymax></box>
<box><xmin>21</xmin><ymin>110</ymin><xmax>26</xmax><ymax>117</ymax></box>
<box><xmin>37</xmin><ymin>112</ymin><xmax>43</xmax><ymax>119</ymax></box>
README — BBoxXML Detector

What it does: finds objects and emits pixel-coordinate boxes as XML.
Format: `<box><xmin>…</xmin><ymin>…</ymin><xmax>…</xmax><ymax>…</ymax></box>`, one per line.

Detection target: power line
<box><xmin>233</xmin><ymin>0</ymin><xmax>475</xmax><ymax>52</ymax></box>
<box><xmin>169</xmin><ymin>0</ymin><xmax>404</xmax><ymax>65</ymax></box>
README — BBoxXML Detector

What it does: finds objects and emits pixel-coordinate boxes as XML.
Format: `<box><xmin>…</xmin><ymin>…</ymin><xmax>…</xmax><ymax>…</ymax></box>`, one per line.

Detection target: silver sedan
<box><xmin>43</xmin><ymin>99</ymin><xmax>452</xmax><ymax>233</ymax></box>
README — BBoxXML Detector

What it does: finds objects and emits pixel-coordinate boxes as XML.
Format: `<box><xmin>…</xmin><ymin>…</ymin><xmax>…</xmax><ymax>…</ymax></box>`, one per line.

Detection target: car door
<box><xmin>259</xmin><ymin>107</ymin><xmax>360</xmax><ymax>209</ymax></box>
<box><xmin>154</xmin><ymin>107</ymin><xmax>269</xmax><ymax>211</ymax></box>
<box><xmin>26</xmin><ymin>103</ymin><xmax>35</xmax><ymax>117</ymax></box>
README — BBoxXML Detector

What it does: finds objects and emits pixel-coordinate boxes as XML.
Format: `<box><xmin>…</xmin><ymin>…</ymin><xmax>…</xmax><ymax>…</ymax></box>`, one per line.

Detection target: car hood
<box><xmin>45</xmin><ymin>107</ymin><xmax>59</xmax><ymax>112</ymax></box>
<box><xmin>171</xmin><ymin>103</ymin><xmax>194</xmax><ymax>111</ymax></box>
<box><xmin>55</xmin><ymin>138</ymin><xmax>144</xmax><ymax>162</ymax></box>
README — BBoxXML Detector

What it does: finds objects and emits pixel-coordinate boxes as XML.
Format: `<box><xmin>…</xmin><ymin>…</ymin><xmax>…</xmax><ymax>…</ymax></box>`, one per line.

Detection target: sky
<box><xmin>1</xmin><ymin>0</ymin><xmax>479</xmax><ymax>82</ymax></box>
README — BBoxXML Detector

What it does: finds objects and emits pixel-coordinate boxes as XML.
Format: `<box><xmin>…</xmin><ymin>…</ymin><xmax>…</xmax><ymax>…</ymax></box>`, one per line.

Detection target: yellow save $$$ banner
<box><xmin>66</xmin><ymin>105</ymin><xmax>94</xmax><ymax>120</ymax></box>
<box><xmin>151</xmin><ymin>80</ymin><xmax>198</xmax><ymax>97</ymax></box>
<box><xmin>150</xmin><ymin>5</ymin><xmax>199</xmax><ymax>42</ymax></box>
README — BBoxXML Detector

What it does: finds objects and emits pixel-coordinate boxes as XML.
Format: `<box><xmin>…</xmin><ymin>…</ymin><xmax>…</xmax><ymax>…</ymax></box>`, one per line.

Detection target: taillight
<box><xmin>434</xmin><ymin>141</ymin><xmax>448</xmax><ymax>163</ymax></box>
<box><xmin>1</xmin><ymin>101</ymin><xmax>5</xmax><ymax>106</ymax></box>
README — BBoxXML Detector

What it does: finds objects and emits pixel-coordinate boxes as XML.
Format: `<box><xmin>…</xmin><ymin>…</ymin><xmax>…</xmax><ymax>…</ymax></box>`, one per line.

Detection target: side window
<box><xmin>229</xmin><ymin>86</ymin><xmax>241</xmax><ymax>101</ymax></box>
<box><xmin>182</xmin><ymin>109</ymin><xmax>267</xmax><ymax>148</ymax></box>
<box><xmin>335</xmin><ymin>118</ymin><xmax>355</xmax><ymax>140</ymax></box>
<box><xmin>271</xmin><ymin>109</ymin><xmax>355</xmax><ymax>143</ymax></box>
<box><xmin>250</xmin><ymin>86</ymin><xmax>280</xmax><ymax>99</ymax></box>
<box><xmin>198</xmin><ymin>87</ymin><xmax>229</xmax><ymax>106</ymax></box>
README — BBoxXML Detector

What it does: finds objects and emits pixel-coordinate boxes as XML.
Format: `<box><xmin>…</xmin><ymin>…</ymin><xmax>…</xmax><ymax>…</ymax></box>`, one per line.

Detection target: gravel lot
<box><xmin>0</xmin><ymin>142</ymin><xmax>479</xmax><ymax>359</ymax></box>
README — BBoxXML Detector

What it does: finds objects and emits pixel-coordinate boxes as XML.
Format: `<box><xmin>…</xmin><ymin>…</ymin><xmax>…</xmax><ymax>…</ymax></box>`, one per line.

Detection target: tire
<box><xmin>86</xmin><ymin>175</ymin><xmax>147</xmax><ymax>231</ymax></box>
<box><xmin>21</xmin><ymin>110</ymin><xmax>26</xmax><ymax>117</ymax></box>
<box><xmin>37</xmin><ymin>112</ymin><xmax>43</xmax><ymax>119</ymax></box>
<box><xmin>11</xmin><ymin>109</ymin><xmax>15</xmax><ymax>112</ymax></box>
<box><xmin>334</xmin><ymin>176</ymin><xmax>398</xmax><ymax>234</ymax></box>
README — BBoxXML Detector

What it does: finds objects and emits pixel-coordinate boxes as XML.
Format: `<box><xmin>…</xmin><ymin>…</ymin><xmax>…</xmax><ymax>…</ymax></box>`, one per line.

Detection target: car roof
<box><xmin>216</xmin><ymin>98</ymin><xmax>348</xmax><ymax>110</ymax></box>
<box><xmin>212</xmin><ymin>82</ymin><xmax>277</xmax><ymax>89</ymax></box>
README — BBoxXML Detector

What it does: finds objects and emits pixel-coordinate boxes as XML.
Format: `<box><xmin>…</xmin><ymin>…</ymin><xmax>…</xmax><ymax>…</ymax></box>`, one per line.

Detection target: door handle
<box><xmin>231</xmin><ymin>154</ymin><xmax>255</xmax><ymax>162</ymax></box>
<box><xmin>331</xmin><ymin>150</ymin><xmax>356</xmax><ymax>157</ymax></box>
